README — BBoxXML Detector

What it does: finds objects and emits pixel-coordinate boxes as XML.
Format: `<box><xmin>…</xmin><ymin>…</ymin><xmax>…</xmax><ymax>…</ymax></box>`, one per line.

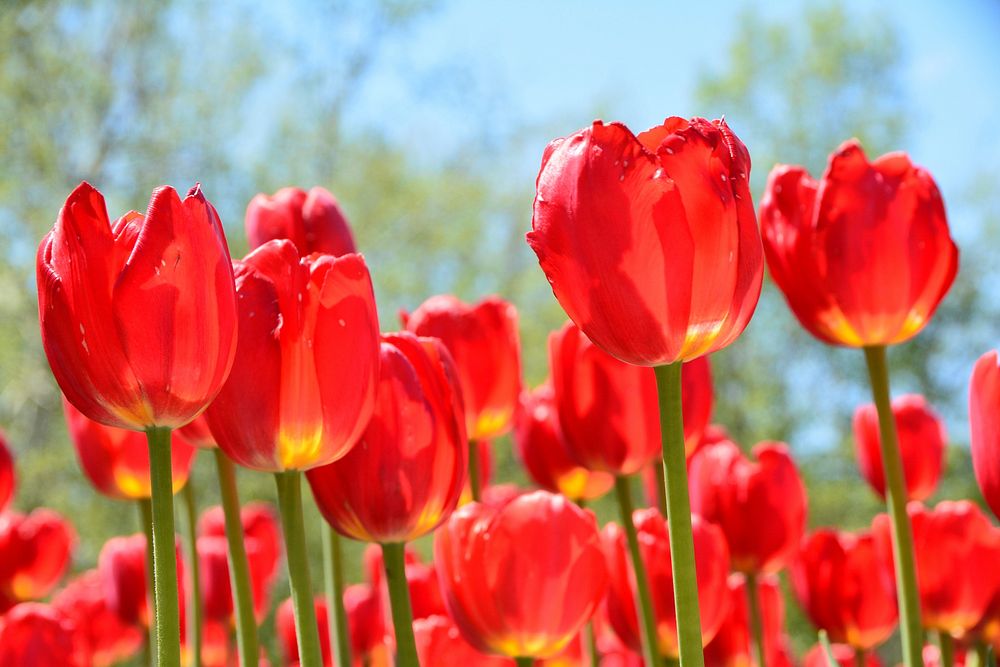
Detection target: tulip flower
<box><xmin>803</xmin><ymin>644</ymin><xmax>884</xmax><ymax>667</ymax></box>
<box><xmin>761</xmin><ymin>141</ymin><xmax>958</xmax><ymax>667</ymax></box>
<box><xmin>53</xmin><ymin>570</ymin><xmax>144</xmax><ymax>667</ymax></box>
<box><xmin>604</xmin><ymin>510</ymin><xmax>730</xmax><ymax>659</ymax></box>
<box><xmin>0</xmin><ymin>602</ymin><xmax>85</xmax><ymax>666</ymax></box>
<box><xmin>513</xmin><ymin>382</ymin><xmax>614</xmax><ymax>502</ymax></box>
<box><xmin>414</xmin><ymin>615</ymin><xmax>514</xmax><ymax>667</ymax></box>
<box><xmin>435</xmin><ymin>491</ymin><xmax>607</xmax><ymax>663</ymax></box>
<box><xmin>198</xmin><ymin>534</ymin><xmax>276</xmax><ymax>622</ymax></box>
<box><xmin>198</xmin><ymin>502</ymin><xmax>282</xmax><ymax>588</ymax></box>
<box><xmin>62</xmin><ymin>398</ymin><xmax>197</xmax><ymax>500</ymax></box>
<box><xmin>278</xmin><ymin>596</ymin><xmax>332</xmax><ymax>667</ymax></box>
<box><xmin>970</xmin><ymin>350</ymin><xmax>1000</xmax><ymax>520</ymax></box>
<box><xmin>0</xmin><ymin>430</ymin><xmax>13</xmax><ymax>514</ymax></box>
<box><xmin>343</xmin><ymin>584</ymin><xmax>387</xmax><ymax>662</ymax></box>
<box><xmin>874</xmin><ymin>501</ymin><xmax>1000</xmax><ymax>640</ymax></box>
<box><xmin>98</xmin><ymin>534</ymin><xmax>185</xmax><ymax>629</ymax></box>
<box><xmin>792</xmin><ymin>529</ymin><xmax>897</xmax><ymax>651</ymax></box>
<box><xmin>0</xmin><ymin>509</ymin><xmax>75</xmax><ymax>611</ymax></box>
<box><xmin>246</xmin><ymin>186</ymin><xmax>357</xmax><ymax>257</ymax></box>
<box><xmin>688</xmin><ymin>439</ymin><xmax>807</xmax><ymax>575</ymax></box>
<box><xmin>853</xmin><ymin>394</ymin><xmax>946</xmax><ymax>502</ymax></box>
<box><xmin>703</xmin><ymin>573</ymin><xmax>786</xmax><ymax>667</ymax></box>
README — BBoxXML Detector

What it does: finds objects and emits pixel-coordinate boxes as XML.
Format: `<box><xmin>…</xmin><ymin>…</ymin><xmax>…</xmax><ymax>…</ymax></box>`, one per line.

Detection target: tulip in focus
<box><xmin>760</xmin><ymin>141</ymin><xmax>957</xmax><ymax>348</ymax></box>
<box><xmin>704</xmin><ymin>573</ymin><xmax>785</xmax><ymax>667</ymax></box>
<box><xmin>435</xmin><ymin>490</ymin><xmax>607</xmax><ymax>660</ymax></box>
<box><xmin>853</xmin><ymin>394</ymin><xmax>946</xmax><ymax>502</ymax></box>
<box><xmin>246</xmin><ymin>186</ymin><xmax>357</xmax><ymax>257</ymax></box>
<box><xmin>603</xmin><ymin>509</ymin><xmax>730</xmax><ymax>658</ymax></box>
<box><xmin>528</xmin><ymin>117</ymin><xmax>763</xmax><ymax>366</ymax></box>
<box><xmin>688</xmin><ymin>439</ymin><xmax>807</xmax><ymax>574</ymax></box>
<box><xmin>970</xmin><ymin>350</ymin><xmax>1000</xmax><ymax>520</ymax></box>
<box><xmin>0</xmin><ymin>509</ymin><xmax>75</xmax><ymax>612</ymax></box>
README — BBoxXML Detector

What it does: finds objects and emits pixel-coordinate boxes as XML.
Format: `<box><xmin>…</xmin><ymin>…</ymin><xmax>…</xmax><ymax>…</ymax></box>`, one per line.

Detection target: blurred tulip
<box><xmin>402</xmin><ymin>294</ymin><xmax>522</xmax><ymax>441</ymax></box>
<box><xmin>179</xmin><ymin>415</ymin><xmax>217</xmax><ymax>449</ymax></box>
<box><xmin>970</xmin><ymin>350</ymin><xmax>1000</xmax><ymax>520</ymax></box>
<box><xmin>0</xmin><ymin>509</ymin><xmax>74</xmax><ymax>610</ymax></box>
<box><xmin>528</xmin><ymin>117</ymin><xmax>763</xmax><ymax>366</ymax></box>
<box><xmin>52</xmin><ymin>570</ymin><xmax>144</xmax><ymax>667</ymax></box>
<box><xmin>603</xmin><ymin>510</ymin><xmax>730</xmax><ymax>658</ymax></box>
<box><xmin>704</xmin><ymin>573</ymin><xmax>785</xmax><ymax>667</ymax></box>
<box><xmin>37</xmin><ymin>182</ymin><xmax>238</xmax><ymax>430</ymax></box>
<box><xmin>0</xmin><ymin>431</ymin><xmax>13</xmax><ymax>514</ymax></box>
<box><xmin>277</xmin><ymin>596</ymin><xmax>331</xmax><ymax>666</ymax></box>
<box><xmin>62</xmin><ymin>398</ymin><xmax>197</xmax><ymax>500</ymax></box>
<box><xmin>414</xmin><ymin>615</ymin><xmax>514</xmax><ymax>666</ymax></box>
<box><xmin>199</xmin><ymin>502</ymin><xmax>282</xmax><ymax>581</ymax></box>
<box><xmin>435</xmin><ymin>491</ymin><xmax>607</xmax><ymax>659</ymax></box>
<box><xmin>513</xmin><ymin>382</ymin><xmax>614</xmax><ymax>501</ymax></box>
<box><xmin>803</xmin><ymin>643</ymin><xmax>884</xmax><ymax>667</ymax></box>
<box><xmin>344</xmin><ymin>583</ymin><xmax>387</xmax><ymax>660</ymax></box>
<box><xmin>792</xmin><ymin>529</ymin><xmax>897</xmax><ymax>650</ymax></box>
<box><xmin>760</xmin><ymin>141</ymin><xmax>957</xmax><ymax>348</ymax></box>
<box><xmin>873</xmin><ymin>501</ymin><xmax>1000</xmax><ymax>638</ymax></box>
<box><xmin>308</xmin><ymin>333</ymin><xmax>466</xmax><ymax>543</ymax></box>
<box><xmin>548</xmin><ymin>321</ymin><xmax>660</xmax><ymax>475</ymax></box>
<box><xmin>204</xmin><ymin>239</ymin><xmax>380</xmax><ymax>472</ymax></box>
<box><xmin>0</xmin><ymin>602</ymin><xmax>85</xmax><ymax>667</ymax></box>
<box><xmin>246</xmin><ymin>186</ymin><xmax>357</xmax><ymax>257</ymax></box>
<box><xmin>921</xmin><ymin>643</ymin><xmax>967</xmax><ymax>667</ymax></box>
<box><xmin>642</xmin><ymin>423</ymin><xmax>733</xmax><ymax>507</ymax></box>
<box><xmin>98</xmin><ymin>534</ymin><xmax>185</xmax><ymax>628</ymax></box>
<box><xmin>853</xmin><ymin>394</ymin><xmax>946</xmax><ymax>502</ymax></box>
<box><xmin>688</xmin><ymin>439</ymin><xmax>807</xmax><ymax>574</ymax></box>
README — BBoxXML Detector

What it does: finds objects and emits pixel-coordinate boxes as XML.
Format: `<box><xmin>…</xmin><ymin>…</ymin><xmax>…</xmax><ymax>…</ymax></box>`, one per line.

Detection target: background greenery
<box><xmin>0</xmin><ymin>0</ymin><xmax>996</xmax><ymax>663</ymax></box>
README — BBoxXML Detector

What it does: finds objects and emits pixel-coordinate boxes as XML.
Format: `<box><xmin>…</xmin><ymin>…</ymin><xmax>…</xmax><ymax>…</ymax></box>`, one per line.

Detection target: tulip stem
<box><xmin>818</xmin><ymin>630</ymin><xmax>837</xmax><ymax>667</ymax></box>
<box><xmin>181</xmin><ymin>477</ymin><xmax>204</xmax><ymax>667</ymax></box>
<box><xmin>855</xmin><ymin>649</ymin><xmax>867</xmax><ymax>667</ymax></box>
<box><xmin>937</xmin><ymin>632</ymin><xmax>955</xmax><ymax>667</ymax></box>
<box><xmin>382</xmin><ymin>541</ymin><xmax>420</xmax><ymax>667</ymax></box>
<box><xmin>214</xmin><ymin>449</ymin><xmax>259</xmax><ymax>666</ymax></box>
<box><xmin>322</xmin><ymin>521</ymin><xmax>352</xmax><ymax>667</ymax></box>
<box><xmin>137</xmin><ymin>498</ymin><xmax>155</xmax><ymax>665</ymax></box>
<box><xmin>583</xmin><ymin>621</ymin><xmax>599</xmax><ymax>667</ymax></box>
<box><xmin>654</xmin><ymin>362</ymin><xmax>705</xmax><ymax>667</ymax></box>
<box><xmin>146</xmin><ymin>426</ymin><xmax>182</xmax><ymax>667</ymax></box>
<box><xmin>468</xmin><ymin>439</ymin><xmax>482</xmax><ymax>502</ymax></box>
<box><xmin>976</xmin><ymin>642</ymin><xmax>991</xmax><ymax>667</ymax></box>
<box><xmin>274</xmin><ymin>471</ymin><xmax>323</xmax><ymax>667</ymax></box>
<box><xmin>613</xmin><ymin>475</ymin><xmax>661</xmax><ymax>667</ymax></box>
<box><xmin>652</xmin><ymin>459</ymin><xmax>669</xmax><ymax>517</ymax></box>
<box><xmin>745</xmin><ymin>572</ymin><xmax>766</xmax><ymax>667</ymax></box>
<box><xmin>515</xmin><ymin>659</ymin><xmax>535</xmax><ymax>667</ymax></box>
<box><xmin>863</xmin><ymin>345</ymin><xmax>924</xmax><ymax>667</ymax></box>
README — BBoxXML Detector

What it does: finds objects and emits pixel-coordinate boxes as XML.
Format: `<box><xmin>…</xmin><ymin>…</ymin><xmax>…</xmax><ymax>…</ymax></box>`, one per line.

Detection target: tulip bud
<box><xmin>246</xmin><ymin>186</ymin><xmax>357</xmax><ymax>257</ymax></box>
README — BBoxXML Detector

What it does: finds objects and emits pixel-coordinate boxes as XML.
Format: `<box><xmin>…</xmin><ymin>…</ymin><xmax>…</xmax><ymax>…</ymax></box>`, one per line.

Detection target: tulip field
<box><xmin>4</xmin><ymin>106</ymin><xmax>999</xmax><ymax>667</ymax></box>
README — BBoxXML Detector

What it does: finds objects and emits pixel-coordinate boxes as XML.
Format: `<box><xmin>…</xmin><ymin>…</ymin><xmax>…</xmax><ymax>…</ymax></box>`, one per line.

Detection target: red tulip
<box><xmin>435</xmin><ymin>491</ymin><xmax>607</xmax><ymax>659</ymax></box>
<box><xmin>604</xmin><ymin>510</ymin><xmax>730</xmax><ymax>658</ymax></box>
<box><xmin>62</xmin><ymin>397</ymin><xmax>197</xmax><ymax>500</ymax></box>
<box><xmin>803</xmin><ymin>644</ymin><xmax>884</xmax><ymax>667</ymax></box>
<box><xmin>792</xmin><ymin>529</ymin><xmax>897</xmax><ymax>650</ymax></box>
<box><xmin>246</xmin><ymin>186</ymin><xmax>357</xmax><ymax>257</ymax></box>
<box><xmin>0</xmin><ymin>431</ymin><xmax>13</xmax><ymax>514</ymax></box>
<box><xmin>178</xmin><ymin>415</ymin><xmax>217</xmax><ymax>448</ymax></box>
<box><xmin>277</xmin><ymin>596</ymin><xmax>331</xmax><ymax>666</ymax></box>
<box><xmin>402</xmin><ymin>562</ymin><xmax>446</xmax><ymax>620</ymax></box>
<box><xmin>0</xmin><ymin>602</ymin><xmax>85</xmax><ymax>667</ymax></box>
<box><xmin>760</xmin><ymin>141</ymin><xmax>958</xmax><ymax>347</ymax></box>
<box><xmin>307</xmin><ymin>332</ymin><xmax>466</xmax><ymax>543</ymax></box>
<box><xmin>853</xmin><ymin>394</ymin><xmax>945</xmax><ymax>502</ymax></box>
<box><xmin>414</xmin><ymin>615</ymin><xmax>514</xmax><ymax>667</ymax></box>
<box><xmin>198</xmin><ymin>502</ymin><xmax>282</xmax><ymax>583</ymax></box>
<box><xmin>873</xmin><ymin>501</ymin><xmax>1000</xmax><ymax>637</ymax></box>
<box><xmin>204</xmin><ymin>239</ymin><xmax>380</xmax><ymax>472</ymax></box>
<box><xmin>921</xmin><ymin>644</ymin><xmax>968</xmax><ymax>667</ymax></box>
<box><xmin>548</xmin><ymin>322</ymin><xmax>659</xmax><ymax>475</ymax></box>
<box><xmin>402</xmin><ymin>294</ymin><xmax>522</xmax><ymax>440</ymax></box>
<box><xmin>0</xmin><ymin>510</ymin><xmax>75</xmax><ymax>611</ymax></box>
<box><xmin>52</xmin><ymin>570</ymin><xmax>144</xmax><ymax>667</ymax></box>
<box><xmin>704</xmin><ymin>573</ymin><xmax>785</xmax><ymax>667</ymax></box>
<box><xmin>513</xmin><ymin>382</ymin><xmax>614</xmax><ymax>501</ymax></box>
<box><xmin>528</xmin><ymin>117</ymin><xmax>763</xmax><ymax>366</ymax></box>
<box><xmin>98</xmin><ymin>534</ymin><xmax>185</xmax><ymax>628</ymax></box>
<box><xmin>344</xmin><ymin>583</ymin><xmax>387</xmax><ymax>659</ymax></box>
<box><xmin>37</xmin><ymin>182</ymin><xmax>238</xmax><ymax>430</ymax></box>
<box><xmin>970</xmin><ymin>350</ymin><xmax>1000</xmax><ymax>519</ymax></box>
<box><xmin>688</xmin><ymin>439</ymin><xmax>807</xmax><ymax>574</ymax></box>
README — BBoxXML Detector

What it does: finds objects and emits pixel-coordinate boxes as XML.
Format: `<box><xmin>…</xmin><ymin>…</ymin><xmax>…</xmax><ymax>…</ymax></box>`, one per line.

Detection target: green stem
<box><xmin>214</xmin><ymin>449</ymin><xmax>259</xmax><ymax>666</ymax></box>
<box><xmin>937</xmin><ymin>632</ymin><xmax>955</xmax><ymax>667</ymax></box>
<box><xmin>515</xmin><ymin>658</ymin><xmax>535</xmax><ymax>667</ymax></box>
<box><xmin>976</xmin><ymin>642</ymin><xmax>990</xmax><ymax>667</ymax></box>
<box><xmin>818</xmin><ymin>630</ymin><xmax>837</xmax><ymax>667</ymax></box>
<box><xmin>863</xmin><ymin>345</ymin><xmax>924</xmax><ymax>667</ymax></box>
<box><xmin>468</xmin><ymin>439</ymin><xmax>482</xmax><ymax>502</ymax></box>
<box><xmin>855</xmin><ymin>647</ymin><xmax>867</xmax><ymax>667</ymax></box>
<box><xmin>652</xmin><ymin>459</ymin><xmax>669</xmax><ymax>518</ymax></box>
<box><xmin>745</xmin><ymin>572</ymin><xmax>766</xmax><ymax>667</ymax></box>
<box><xmin>323</xmin><ymin>521</ymin><xmax>352</xmax><ymax>667</ymax></box>
<box><xmin>146</xmin><ymin>427</ymin><xmax>182</xmax><ymax>667</ymax></box>
<box><xmin>274</xmin><ymin>471</ymin><xmax>322</xmax><ymax>667</ymax></box>
<box><xmin>654</xmin><ymin>362</ymin><xmax>704</xmax><ymax>667</ymax></box>
<box><xmin>583</xmin><ymin>621</ymin><xmax>599</xmax><ymax>667</ymax></box>
<box><xmin>181</xmin><ymin>477</ymin><xmax>203</xmax><ymax>667</ymax></box>
<box><xmin>137</xmin><ymin>498</ymin><xmax>155</xmax><ymax>665</ymax></box>
<box><xmin>613</xmin><ymin>475</ymin><xmax>660</xmax><ymax>666</ymax></box>
<box><xmin>382</xmin><ymin>542</ymin><xmax>420</xmax><ymax>667</ymax></box>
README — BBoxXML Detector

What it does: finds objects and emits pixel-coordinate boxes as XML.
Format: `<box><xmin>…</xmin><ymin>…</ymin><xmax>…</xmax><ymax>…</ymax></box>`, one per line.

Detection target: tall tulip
<box><xmin>761</xmin><ymin>141</ymin><xmax>958</xmax><ymax>667</ymax></box>
<box><xmin>0</xmin><ymin>430</ymin><xmax>13</xmax><ymax>514</ymax></box>
<box><xmin>246</xmin><ymin>186</ymin><xmax>357</xmax><ymax>257</ymax></box>
<box><xmin>37</xmin><ymin>182</ymin><xmax>238</xmax><ymax>666</ymax></box>
<box><xmin>0</xmin><ymin>510</ymin><xmax>75</xmax><ymax>612</ymax></box>
<box><xmin>853</xmin><ymin>394</ymin><xmax>946</xmax><ymax>502</ymax></box>
<box><xmin>792</xmin><ymin>529</ymin><xmax>897</xmax><ymax>652</ymax></box>
<box><xmin>402</xmin><ymin>294</ymin><xmax>521</xmax><ymax>501</ymax></box>
<box><xmin>970</xmin><ymin>351</ymin><xmax>1000</xmax><ymax>520</ymax></box>
<box><xmin>435</xmin><ymin>491</ymin><xmax>607</xmax><ymax>665</ymax></box>
<box><xmin>308</xmin><ymin>332</ymin><xmax>466</xmax><ymax>666</ymax></box>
